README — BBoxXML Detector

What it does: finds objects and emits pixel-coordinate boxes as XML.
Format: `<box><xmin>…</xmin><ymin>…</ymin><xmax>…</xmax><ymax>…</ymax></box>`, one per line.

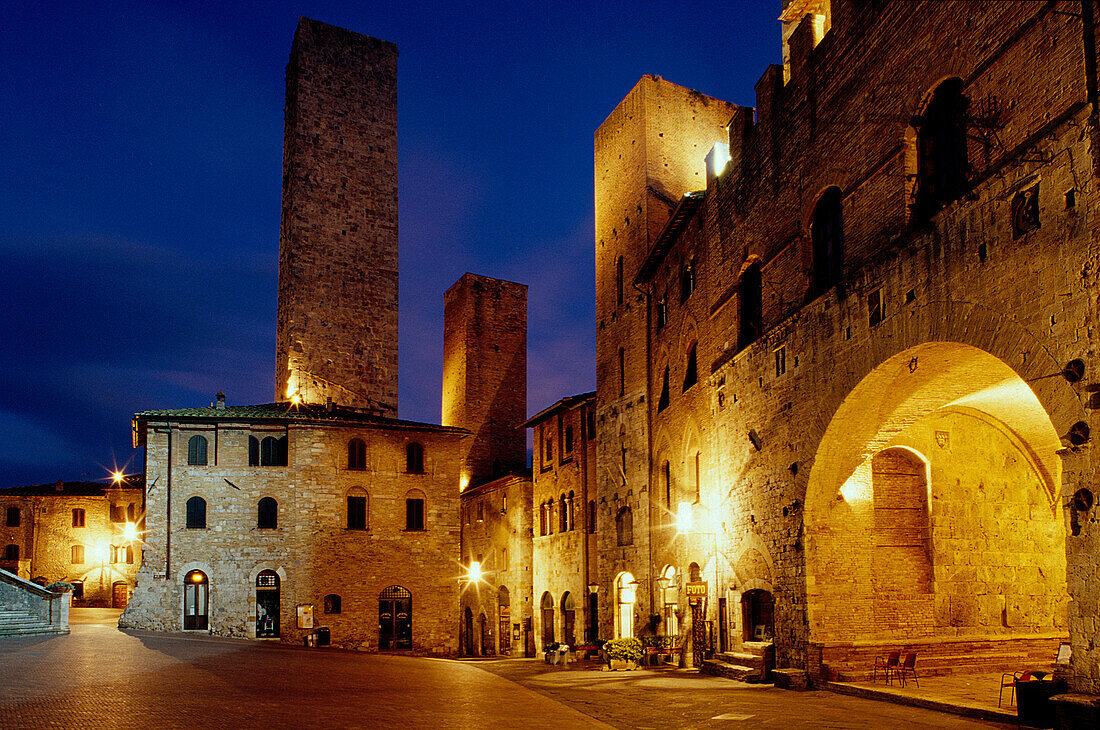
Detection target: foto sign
<box><xmin>685</xmin><ymin>581</ymin><xmax>708</xmax><ymax>597</ymax></box>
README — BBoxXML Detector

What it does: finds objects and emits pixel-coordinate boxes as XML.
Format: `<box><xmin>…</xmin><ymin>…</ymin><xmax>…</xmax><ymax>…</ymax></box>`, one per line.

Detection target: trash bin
<box><xmin>317</xmin><ymin>627</ymin><xmax>330</xmax><ymax>647</ymax></box>
<box><xmin>1016</xmin><ymin>677</ymin><xmax>1065</xmax><ymax>729</ymax></box>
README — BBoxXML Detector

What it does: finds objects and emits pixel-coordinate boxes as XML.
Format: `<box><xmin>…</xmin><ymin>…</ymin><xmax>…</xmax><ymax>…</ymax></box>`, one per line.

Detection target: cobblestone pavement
<box><xmin>2</xmin><ymin>611</ymin><xmax>1012</xmax><ymax>729</ymax></box>
<box><xmin>474</xmin><ymin>657</ymin><xmax>1016</xmax><ymax>729</ymax></box>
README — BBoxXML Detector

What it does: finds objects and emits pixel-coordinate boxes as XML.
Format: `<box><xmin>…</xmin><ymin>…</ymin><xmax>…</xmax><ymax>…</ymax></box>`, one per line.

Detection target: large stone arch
<box><xmin>802</xmin><ymin>338</ymin><xmax>1074</xmax><ymax>678</ymax></box>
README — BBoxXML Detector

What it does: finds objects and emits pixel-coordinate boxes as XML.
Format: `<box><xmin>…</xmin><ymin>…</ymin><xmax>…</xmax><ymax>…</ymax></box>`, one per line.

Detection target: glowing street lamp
<box><xmin>111</xmin><ymin>470</ymin><xmax>125</xmax><ymax>485</ymax></box>
<box><xmin>123</xmin><ymin>522</ymin><xmax>138</xmax><ymax>543</ymax></box>
<box><xmin>467</xmin><ymin>561</ymin><xmax>482</xmax><ymax>582</ymax></box>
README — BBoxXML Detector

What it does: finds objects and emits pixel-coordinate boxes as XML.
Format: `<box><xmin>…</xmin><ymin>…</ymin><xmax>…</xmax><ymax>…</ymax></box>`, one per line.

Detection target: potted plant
<box><xmin>604</xmin><ymin>637</ymin><xmax>643</xmax><ymax>670</ymax></box>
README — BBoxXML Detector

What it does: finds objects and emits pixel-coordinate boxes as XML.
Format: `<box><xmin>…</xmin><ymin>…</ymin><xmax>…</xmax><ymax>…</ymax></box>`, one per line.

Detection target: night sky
<box><xmin>1</xmin><ymin>1</ymin><xmax>779</xmax><ymax>488</ymax></box>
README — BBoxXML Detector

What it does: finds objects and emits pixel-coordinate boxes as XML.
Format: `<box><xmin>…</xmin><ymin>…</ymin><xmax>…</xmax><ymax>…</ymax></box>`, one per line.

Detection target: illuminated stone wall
<box><xmin>595</xmin><ymin>1</ymin><xmax>1099</xmax><ymax>685</ymax></box>
<box><xmin>122</xmin><ymin>417</ymin><xmax>464</xmax><ymax>654</ymax></box>
<box><xmin>275</xmin><ymin>18</ymin><xmax>399</xmax><ymax>413</ymax></box>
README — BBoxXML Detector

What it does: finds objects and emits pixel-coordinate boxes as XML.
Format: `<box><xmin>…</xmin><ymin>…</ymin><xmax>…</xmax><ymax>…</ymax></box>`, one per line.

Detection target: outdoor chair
<box><xmin>873</xmin><ymin>650</ymin><xmax>900</xmax><ymax>684</ymax></box>
<box><xmin>896</xmin><ymin>652</ymin><xmax>918</xmax><ymax>687</ymax></box>
<box><xmin>998</xmin><ymin>670</ymin><xmax>1032</xmax><ymax>707</ymax></box>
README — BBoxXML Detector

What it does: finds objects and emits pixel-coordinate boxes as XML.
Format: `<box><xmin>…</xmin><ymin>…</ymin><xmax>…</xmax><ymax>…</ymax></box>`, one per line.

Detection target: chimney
<box><xmin>55</xmin><ymin>479</ymin><xmax>64</xmax><ymax>493</ymax></box>
<box><xmin>215</xmin><ymin>391</ymin><xmax>226</xmax><ymax>410</ymax></box>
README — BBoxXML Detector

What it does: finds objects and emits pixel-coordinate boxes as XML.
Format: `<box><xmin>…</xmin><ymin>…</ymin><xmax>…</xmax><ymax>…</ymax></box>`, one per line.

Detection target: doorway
<box><xmin>561</xmin><ymin>592</ymin><xmax>575</xmax><ymax>646</ymax></box>
<box><xmin>256</xmin><ymin>570</ymin><xmax>280</xmax><ymax>638</ymax></box>
<box><xmin>379</xmin><ymin>585</ymin><xmax>412</xmax><ymax>650</ymax></box>
<box><xmin>498</xmin><ymin>586</ymin><xmax>511</xmax><ymax>655</ymax></box>
<box><xmin>112</xmin><ymin>581</ymin><xmax>129</xmax><ymax>610</ymax></box>
<box><xmin>183</xmin><ymin>570</ymin><xmax>208</xmax><ymax>630</ymax></box>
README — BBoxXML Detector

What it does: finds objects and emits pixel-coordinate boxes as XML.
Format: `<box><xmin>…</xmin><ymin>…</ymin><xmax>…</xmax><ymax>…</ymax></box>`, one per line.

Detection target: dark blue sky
<box><xmin>0</xmin><ymin>0</ymin><xmax>780</xmax><ymax>487</ymax></box>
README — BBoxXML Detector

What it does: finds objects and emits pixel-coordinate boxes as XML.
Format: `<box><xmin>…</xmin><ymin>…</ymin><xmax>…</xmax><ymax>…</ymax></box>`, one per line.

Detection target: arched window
<box><xmin>689</xmin><ymin>562</ymin><xmax>702</xmax><ymax>582</ymax></box>
<box><xmin>738</xmin><ymin>262</ymin><xmax>762</xmax><ymax>349</ymax></box>
<box><xmin>324</xmin><ymin>594</ymin><xmax>342</xmax><ymax>614</ymax></box>
<box><xmin>250</xmin><ymin>435</ymin><xmax>288</xmax><ymax>466</ymax></box>
<box><xmin>680</xmin><ymin>257</ymin><xmax>695</xmax><ymax>302</ymax></box>
<box><xmin>564</xmin><ymin>425</ymin><xmax>574</xmax><ymax>454</ymax></box>
<box><xmin>663</xmin><ymin>460</ymin><xmax>672</xmax><ymax>510</ymax></box>
<box><xmin>811</xmin><ymin>186</ymin><xmax>844</xmax><ymax>294</ymax></box>
<box><xmin>567</xmin><ymin>491</ymin><xmax>575</xmax><ymax>531</ymax></box>
<box><xmin>615</xmin><ymin>255</ymin><xmax>624</xmax><ymax>307</ymax></box>
<box><xmin>187</xmin><ymin>435</ymin><xmax>208</xmax><ymax>466</ymax></box>
<box><xmin>682</xmin><ymin>342</ymin><xmax>698</xmax><ymax>391</ymax></box>
<box><xmin>348</xmin><ymin>438</ymin><xmax>366</xmax><ymax>470</ymax></box>
<box><xmin>912</xmin><ymin>77</ymin><xmax>969</xmax><ymax>221</ymax></box>
<box><xmin>559</xmin><ymin>494</ymin><xmax>568</xmax><ymax>533</ymax></box>
<box><xmin>186</xmin><ymin>496</ymin><xmax>206</xmax><ymax>529</ymax></box>
<box><xmin>346</xmin><ymin>487</ymin><xmax>368</xmax><ymax>530</ymax></box>
<box><xmin>71</xmin><ymin>545</ymin><xmax>85</xmax><ymax>564</ymax></box>
<box><xmin>616</xmin><ymin>572</ymin><xmax>636</xmax><ymax>639</ymax></box>
<box><xmin>406</xmin><ymin>442</ymin><xmax>424</xmax><ymax>473</ymax></box>
<box><xmin>658</xmin><ymin>365</ymin><xmax>670</xmax><ymax>412</ymax></box>
<box><xmin>405</xmin><ymin>490</ymin><xmax>426</xmax><ymax>530</ymax></box>
<box><xmin>3</xmin><ymin>544</ymin><xmax>17</xmax><ymax>561</ymax></box>
<box><xmin>257</xmin><ymin>497</ymin><xmax>278</xmax><ymax>529</ymax></box>
<box><xmin>616</xmin><ymin>507</ymin><xmax>633</xmax><ymax>546</ymax></box>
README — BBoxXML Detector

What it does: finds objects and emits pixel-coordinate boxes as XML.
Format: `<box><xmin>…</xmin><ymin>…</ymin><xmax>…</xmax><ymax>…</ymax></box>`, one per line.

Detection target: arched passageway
<box><xmin>804</xmin><ymin>343</ymin><xmax>1068</xmax><ymax>678</ymax></box>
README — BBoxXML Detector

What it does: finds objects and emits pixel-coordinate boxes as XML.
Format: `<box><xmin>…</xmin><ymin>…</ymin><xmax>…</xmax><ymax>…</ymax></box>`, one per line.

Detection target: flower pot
<box><xmin>608</xmin><ymin>659</ymin><xmax>638</xmax><ymax>671</ymax></box>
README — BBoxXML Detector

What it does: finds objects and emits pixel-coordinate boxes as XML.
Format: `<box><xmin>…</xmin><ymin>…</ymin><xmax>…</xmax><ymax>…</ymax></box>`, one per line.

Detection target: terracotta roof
<box><xmin>521</xmin><ymin>391</ymin><xmax>596</xmax><ymax>428</ymax></box>
<box><xmin>0</xmin><ymin>475</ymin><xmax>144</xmax><ymax>497</ymax></box>
<box><xmin>634</xmin><ymin>191</ymin><xmax>705</xmax><ymax>285</ymax></box>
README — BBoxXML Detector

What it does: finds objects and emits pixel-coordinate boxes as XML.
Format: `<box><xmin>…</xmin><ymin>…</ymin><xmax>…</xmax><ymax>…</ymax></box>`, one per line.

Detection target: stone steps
<box><xmin>0</xmin><ymin>607</ymin><xmax>63</xmax><ymax>637</ymax></box>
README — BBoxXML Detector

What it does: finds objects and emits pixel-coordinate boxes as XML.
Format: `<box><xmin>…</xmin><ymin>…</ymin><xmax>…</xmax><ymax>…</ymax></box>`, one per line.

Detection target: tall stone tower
<box><xmin>275</xmin><ymin>17</ymin><xmax>399</xmax><ymax>413</ymax></box>
<box><xmin>593</xmin><ymin>76</ymin><xmax>737</xmax><ymax>625</ymax></box>
<box><xmin>442</xmin><ymin>273</ymin><xmax>528</xmax><ymax>490</ymax></box>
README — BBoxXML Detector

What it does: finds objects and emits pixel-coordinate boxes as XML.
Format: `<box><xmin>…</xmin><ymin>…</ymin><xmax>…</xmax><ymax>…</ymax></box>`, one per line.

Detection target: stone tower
<box><xmin>593</xmin><ymin>76</ymin><xmax>737</xmax><ymax>625</ymax></box>
<box><xmin>442</xmin><ymin>273</ymin><xmax>528</xmax><ymax>490</ymax></box>
<box><xmin>275</xmin><ymin>17</ymin><xmax>399</xmax><ymax>413</ymax></box>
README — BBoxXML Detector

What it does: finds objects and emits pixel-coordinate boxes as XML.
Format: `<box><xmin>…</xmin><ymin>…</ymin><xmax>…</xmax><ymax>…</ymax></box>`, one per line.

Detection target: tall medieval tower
<box><xmin>442</xmin><ymin>273</ymin><xmax>528</xmax><ymax>490</ymax></box>
<box><xmin>593</xmin><ymin>76</ymin><xmax>737</xmax><ymax>630</ymax></box>
<box><xmin>275</xmin><ymin>17</ymin><xmax>399</xmax><ymax>413</ymax></box>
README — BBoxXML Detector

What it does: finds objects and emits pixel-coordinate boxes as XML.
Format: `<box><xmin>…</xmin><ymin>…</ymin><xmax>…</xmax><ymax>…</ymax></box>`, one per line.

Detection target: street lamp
<box><xmin>467</xmin><ymin>561</ymin><xmax>482</xmax><ymax>582</ymax></box>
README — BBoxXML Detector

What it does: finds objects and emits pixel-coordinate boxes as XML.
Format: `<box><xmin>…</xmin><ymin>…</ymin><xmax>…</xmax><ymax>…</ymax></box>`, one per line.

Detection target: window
<box><xmin>71</xmin><ymin>545</ymin><xmax>85</xmax><ymax>564</ymax></box>
<box><xmin>502</xmin><ymin>494</ymin><xmax>507</xmax><ymax>513</ymax></box>
<box><xmin>258</xmin><ymin>497</ymin><xmax>278</xmax><ymax>529</ymax></box>
<box><xmin>868</xmin><ymin>288</ymin><xmax>883</xmax><ymax>327</ymax></box>
<box><xmin>682</xmin><ymin>343</ymin><xmax>698</xmax><ymax>391</ymax></box>
<box><xmin>3</xmin><ymin>544</ymin><xmax>17</xmax><ymax>561</ymax></box>
<box><xmin>538</xmin><ymin>502</ymin><xmax>547</xmax><ymax>536</ymax></box>
<box><xmin>406</xmin><ymin>442</ymin><xmax>424</xmax><ymax>473</ymax></box>
<box><xmin>110</xmin><ymin>504</ymin><xmax>124</xmax><ymax>523</ymax></box>
<box><xmin>187</xmin><ymin>435</ymin><xmax>208</xmax><ymax>466</ymax></box>
<box><xmin>694</xmin><ymin>452</ymin><xmax>701</xmax><ymax>503</ymax></box>
<box><xmin>544</xmin><ymin>501</ymin><xmax>554</xmax><ymax>535</ymax></box>
<box><xmin>71</xmin><ymin>580</ymin><xmax>83</xmax><ymax>599</ymax></box>
<box><xmin>185</xmin><ymin>496</ymin><xmax>206</xmax><ymax>529</ymax></box>
<box><xmin>567</xmin><ymin>491</ymin><xmax>575</xmax><ymax>531</ymax></box>
<box><xmin>616</xmin><ymin>572</ymin><xmax>636</xmax><ymax>639</ymax></box>
<box><xmin>6</xmin><ymin>507</ymin><xmax>20</xmax><ymax>527</ymax></box>
<box><xmin>72</xmin><ymin>508</ymin><xmax>85</xmax><ymax>528</ymax></box>
<box><xmin>347</xmin><ymin>489</ymin><xmax>367</xmax><ymax>530</ymax></box>
<box><xmin>615</xmin><ymin>255</ymin><xmax>624</xmax><ymax>307</ymax></box>
<box><xmin>477</xmin><ymin>501</ymin><xmax>484</xmax><ymax>522</ymax></box>
<box><xmin>543</xmin><ymin>434</ymin><xmax>553</xmax><ymax>467</ymax></box>
<box><xmin>348</xmin><ymin>438</ymin><xmax>367</xmax><ymax>470</ymax></box>
<box><xmin>738</xmin><ymin>263</ymin><xmax>763</xmax><ymax>349</ymax></box>
<box><xmin>405</xmin><ymin>492</ymin><xmax>426</xmax><ymax>531</ymax></box>
<box><xmin>656</xmin><ymin>298</ymin><xmax>667</xmax><ymax>330</ymax></box>
<box><xmin>127</xmin><ymin>503</ymin><xmax>136</xmax><ymax>522</ymax></box>
<box><xmin>680</xmin><ymin>258</ymin><xmax>695</xmax><ymax>302</ymax></box>
<box><xmin>912</xmin><ymin>78</ymin><xmax>969</xmax><ymax>221</ymax></box>
<box><xmin>775</xmin><ymin>346</ymin><xmax>786</xmax><ymax>377</ymax></box>
<box><xmin>559</xmin><ymin>494</ymin><xmax>568</xmax><ymax>533</ymax></box>
<box><xmin>811</xmin><ymin>186</ymin><xmax>844</xmax><ymax>294</ymax></box>
<box><xmin>663</xmin><ymin>461</ymin><xmax>672</xmax><ymax>510</ymax></box>
<box><xmin>324</xmin><ymin>594</ymin><xmax>342</xmax><ymax>614</ymax></box>
<box><xmin>616</xmin><ymin>507</ymin><xmax>633</xmax><ymax>546</ymax></box>
<box><xmin>588</xmin><ymin>500</ymin><xmax>597</xmax><ymax>534</ymax></box>
<box><xmin>586</xmin><ymin>410</ymin><xmax>596</xmax><ymax>440</ymax></box>
<box><xmin>618</xmin><ymin>348</ymin><xmax>625</xmax><ymax>397</ymax></box>
<box><xmin>658</xmin><ymin>366</ymin><xmax>670</xmax><ymax>412</ymax></box>
<box><xmin>249</xmin><ymin>435</ymin><xmax>287</xmax><ymax>466</ymax></box>
<box><xmin>564</xmin><ymin>425</ymin><xmax>574</xmax><ymax>454</ymax></box>
<box><xmin>124</xmin><ymin>545</ymin><xmax>134</xmax><ymax>564</ymax></box>
<box><xmin>109</xmin><ymin>545</ymin><xmax>133</xmax><ymax>564</ymax></box>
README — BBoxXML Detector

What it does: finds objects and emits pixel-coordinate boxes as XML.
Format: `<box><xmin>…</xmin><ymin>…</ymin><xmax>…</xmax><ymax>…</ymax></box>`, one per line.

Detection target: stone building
<box><xmin>0</xmin><ymin>478</ymin><xmax>143</xmax><ymax>608</ymax></box>
<box><xmin>525</xmin><ymin>393</ymin><xmax>598</xmax><ymax>652</ymax></box>
<box><xmin>593</xmin><ymin>0</ymin><xmax>1100</xmax><ymax>696</ymax></box>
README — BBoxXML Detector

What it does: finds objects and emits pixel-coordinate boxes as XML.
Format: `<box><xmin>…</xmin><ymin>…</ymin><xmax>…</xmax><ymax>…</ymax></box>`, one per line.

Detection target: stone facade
<box><xmin>527</xmin><ymin>393</ymin><xmax>598</xmax><ymax>651</ymax></box>
<box><xmin>275</xmin><ymin>17</ymin><xmax>399</xmax><ymax>413</ymax></box>
<box><xmin>592</xmin><ymin>0</ymin><xmax>1100</xmax><ymax>693</ymax></box>
<box><xmin>442</xmin><ymin>273</ymin><xmax>528</xmax><ymax>487</ymax></box>
<box><xmin>120</xmin><ymin>403</ymin><xmax>465</xmax><ymax>653</ymax></box>
<box><xmin>0</xmin><ymin>480</ymin><xmax>143</xmax><ymax>607</ymax></box>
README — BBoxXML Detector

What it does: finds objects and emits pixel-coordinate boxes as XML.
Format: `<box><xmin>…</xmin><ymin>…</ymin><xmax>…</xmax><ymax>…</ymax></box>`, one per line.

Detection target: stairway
<box><xmin>0</xmin><ymin>606</ymin><xmax>66</xmax><ymax>637</ymax></box>
<box><xmin>701</xmin><ymin>641</ymin><xmax>775</xmax><ymax>682</ymax></box>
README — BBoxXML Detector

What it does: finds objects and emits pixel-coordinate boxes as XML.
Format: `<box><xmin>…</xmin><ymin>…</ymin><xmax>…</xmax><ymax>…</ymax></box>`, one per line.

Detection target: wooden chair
<box><xmin>999</xmin><ymin>671</ymin><xmax>1032</xmax><ymax>707</ymax></box>
<box><xmin>873</xmin><ymin>651</ymin><xmax>900</xmax><ymax>684</ymax></box>
<box><xmin>896</xmin><ymin>652</ymin><xmax>918</xmax><ymax>687</ymax></box>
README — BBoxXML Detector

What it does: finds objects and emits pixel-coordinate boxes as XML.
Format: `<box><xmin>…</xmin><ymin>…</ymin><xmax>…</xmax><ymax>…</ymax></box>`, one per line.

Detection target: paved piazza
<box><xmin>0</xmin><ymin>610</ymin><xmax>1011</xmax><ymax>729</ymax></box>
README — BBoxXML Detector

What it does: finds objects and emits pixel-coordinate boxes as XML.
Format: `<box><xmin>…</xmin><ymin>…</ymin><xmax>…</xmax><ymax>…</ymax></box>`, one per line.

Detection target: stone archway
<box><xmin>804</xmin><ymin>342</ymin><xmax>1069</xmax><ymax>679</ymax></box>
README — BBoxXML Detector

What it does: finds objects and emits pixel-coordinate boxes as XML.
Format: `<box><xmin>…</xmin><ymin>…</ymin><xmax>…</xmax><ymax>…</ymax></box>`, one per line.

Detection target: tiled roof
<box><xmin>521</xmin><ymin>391</ymin><xmax>596</xmax><ymax>428</ymax></box>
<box><xmin>634</xmin><ymin>190</ymin><xmax>705</xmax><ymax>285</ymax></box>
<box><xmin>0</xmin><ymin>476</ymin><xmax>144</xmax><ymax>497</ymax></box>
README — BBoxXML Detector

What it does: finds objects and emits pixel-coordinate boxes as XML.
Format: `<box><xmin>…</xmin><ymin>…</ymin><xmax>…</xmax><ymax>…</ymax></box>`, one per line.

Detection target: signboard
<box><xmin>297</xmin><ymin>604</ymin><xmax>314</xmax><ymax>629</ymax></box>
<box><xmin>685</xmin><ymin>581</ymin><xmax>708</xmax><ymax>597</ymax></box>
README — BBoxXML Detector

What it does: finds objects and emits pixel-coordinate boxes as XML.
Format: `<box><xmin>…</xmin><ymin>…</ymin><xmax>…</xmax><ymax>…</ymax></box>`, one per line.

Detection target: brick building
<box><xmin>592</xmin><ymin>0</ymin><xmax>1100</xmax><ymax>696</ymax></box>
<box><xmin>0</xmin><ymin>478</ymin><xmax>143</xmax><ymax>608</ymax></box>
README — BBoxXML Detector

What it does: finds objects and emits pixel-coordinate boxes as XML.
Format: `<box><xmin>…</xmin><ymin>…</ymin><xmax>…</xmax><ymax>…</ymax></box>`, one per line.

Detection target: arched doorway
<box><xmin>498</xmin><ymin>586</ymin><xmax>511</xmax><ymax>655</ymax></box>
<box><xmin>615</xmin><ymin>573</ymin><xmax>635</xmax><ymax>639</ymax></box>
<box><xmin>183</xmin><ymin>570</ymin><xmax>208</xmax><ymax>630</ymax></box>
<box><xmin>804</xmin><ymin>343</ymin><xmax>1068</xmax><ymax>677</ymax></box>
<box><xmin>479</xmin><ymin>612</ymin><xmax>492</xmax><ymax>655</ymax></box>
<box><xmin>463</xmin><ymin>606</ymin><xmax>475</xmax><ymax>655</ymax></box>
<box><xmin>561</xmin><ymin>592</ymin><xmax>575</xmax><ymax>646</ymax></box>
<box><xmin>379</xmin><ymin>585</ymin><xmax>412</xmax><ymax>650</ymax></box>
<box><xmin>540</xmin><ymin>592</ymin><xmax>555</xmax><ymax>647</ymax></box>
<box><xmin>741</xmin><ymin>589</ymin><xmax>774</xmax><ymax>642</ymax></box>
<box><xmin>256</xmin><ymin>570</ymin><xmax>280</xmax><ymax>638</ymax></box>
